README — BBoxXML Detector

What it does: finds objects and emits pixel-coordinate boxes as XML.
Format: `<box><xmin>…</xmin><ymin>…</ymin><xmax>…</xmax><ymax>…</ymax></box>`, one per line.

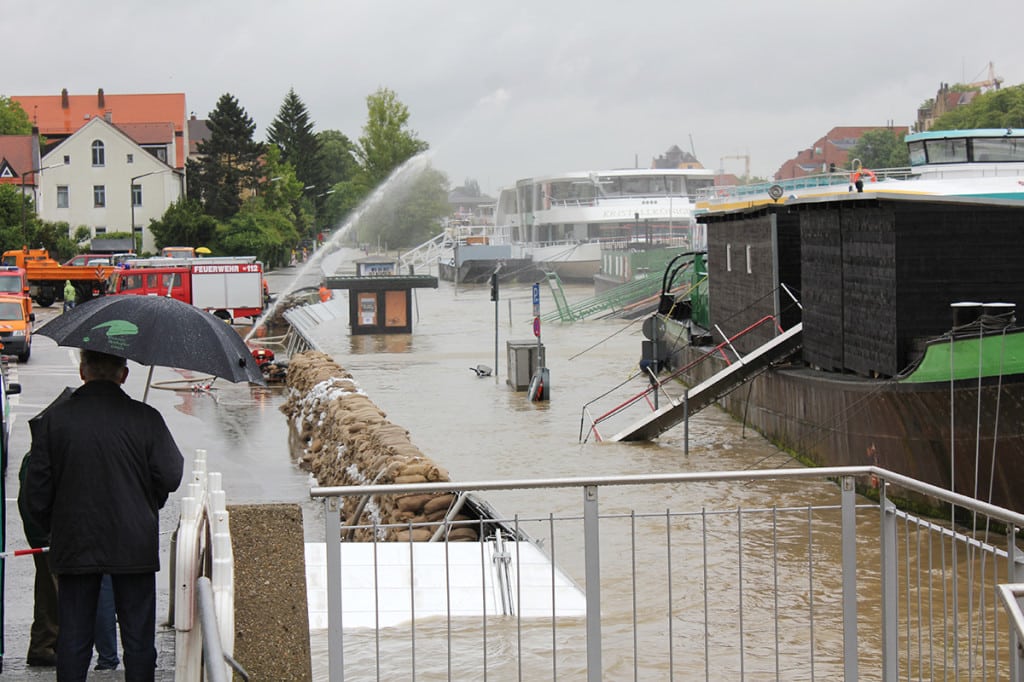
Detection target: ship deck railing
<box><xmin>580</xmin><ymin>314</ymin><xmax>784</xmax><ymax>443</ymax></box>
<box><xmin>699</xmin><ymin>167</ymin><xmax>915</xmax><ymax>205</ymax></box>
<box><xmin>310</xmin><ymin>467</ymin><xmax>1024</xmax><ymax>681</ymax></box>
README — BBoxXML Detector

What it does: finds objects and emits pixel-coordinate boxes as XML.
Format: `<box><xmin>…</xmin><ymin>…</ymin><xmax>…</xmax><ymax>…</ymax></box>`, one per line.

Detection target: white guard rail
<box><xmin>173</xmin><ymin>449</ymin><xmax>235</xmax><ymax>682</ymax></box>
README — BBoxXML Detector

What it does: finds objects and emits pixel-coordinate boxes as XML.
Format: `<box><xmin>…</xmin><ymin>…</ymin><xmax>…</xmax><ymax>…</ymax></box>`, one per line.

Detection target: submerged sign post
<box><xmin>529</xmin><ymin>283</ymin><xmax>550</xmax><ymax>401</ymax></box>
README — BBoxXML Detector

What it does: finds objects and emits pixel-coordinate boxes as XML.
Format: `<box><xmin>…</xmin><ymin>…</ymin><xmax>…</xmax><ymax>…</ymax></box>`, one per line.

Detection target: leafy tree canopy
<box><xmin>0</xmin><ymin>95</ymin><xmax>31</xmax><ymax>135</ymax></box>
<box><xmin>847</xmin><ymin>128</ymin><xmax>910</xmax><ymax>170</ymax></box>
<box><xmin>356</xmin><ymin>88</ymin><xmax>429</xmax><ymax>188</ymax></box>
<box><xmin>257</xmin><ymin>145</ymin><xmax>313</xmax><ymax>239</ymax></box>
<box><xmin>0</xmin><ymin>183</ymin><xmax>42</xmax><ymax>252</ymax></box>
<box><xmin>148</xmin><ymin>198</ymin><xmax>220</xmax><ymax>251</ymax></box>
<box><xmin>932</xmin><ymin>84</ymin><xmax>1024</xmax><ymax>130</ymax></box>
<box><xmin>318</xmin><ymin>129</ymin><xmax>361</xmax><ymax>231</ymax></box>
<box><xmin>215</xmin><ymin>200</ymin><xmax>298</xmax><ymax>269</ymax></box>
<box><xmin>353</xmin><ymin>164</ymin><xmax>449</xmax><ymax>249</ymax></box>
<box><xmin>189</xmin><ymin>93</ymin><xmax>264</xmax><ymax>220</ymax></box>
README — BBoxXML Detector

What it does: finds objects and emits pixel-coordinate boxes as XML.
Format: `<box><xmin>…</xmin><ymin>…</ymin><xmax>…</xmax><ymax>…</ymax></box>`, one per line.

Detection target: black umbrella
<box><xmin>36</xmin><ymin>295</ymin><xmax>266</xmax><ymax>397</ymax></box>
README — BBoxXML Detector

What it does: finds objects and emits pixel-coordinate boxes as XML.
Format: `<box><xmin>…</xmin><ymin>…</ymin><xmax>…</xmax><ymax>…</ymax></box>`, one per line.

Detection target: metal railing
<box><xmin>580</xmin><ymin>314</ymin><xmax>784</xmax><ymax>442</ymax></box>
<box><xmin>310</xmin><ymin>466</ymin><xmax>1024</xmax><ymax>681</ymax></box>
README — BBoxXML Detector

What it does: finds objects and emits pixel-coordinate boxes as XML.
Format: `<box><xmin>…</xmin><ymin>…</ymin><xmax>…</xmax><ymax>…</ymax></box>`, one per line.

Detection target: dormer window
<box><xmin>91</xmin><ymin>140</ymin><xmax>105</xmax><ymax>167</ymax></box>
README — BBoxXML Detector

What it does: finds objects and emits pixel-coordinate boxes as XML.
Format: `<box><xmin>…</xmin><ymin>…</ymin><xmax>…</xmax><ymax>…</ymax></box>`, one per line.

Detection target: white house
<box><xmin>37</xmin><ymin>116</ymin><xmax>183</xmax><ymax>253</ymax></box>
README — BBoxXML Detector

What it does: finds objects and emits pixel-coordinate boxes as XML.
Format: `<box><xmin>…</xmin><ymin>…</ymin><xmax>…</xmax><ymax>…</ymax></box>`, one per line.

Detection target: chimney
<box><xmin>104</xmin><ymin>110</ymin><xmax>112</xmax><ymax>123</ymax></box>
<box><xmin>98</xmin><ymin>88</ymin><xmax>105</xmax><ymax>108</ymax></box>
<box><xmin>61</xmin><ymin>88</ymin><xmax>69</xmax><ymax>109</ymax></box>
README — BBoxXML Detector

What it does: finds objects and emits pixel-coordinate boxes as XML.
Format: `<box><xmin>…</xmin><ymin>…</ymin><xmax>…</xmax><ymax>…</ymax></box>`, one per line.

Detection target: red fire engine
<box><xmin>109</xmin><ymin>257</ymin><xmax>265</xmax><ymax>322</ymax></box>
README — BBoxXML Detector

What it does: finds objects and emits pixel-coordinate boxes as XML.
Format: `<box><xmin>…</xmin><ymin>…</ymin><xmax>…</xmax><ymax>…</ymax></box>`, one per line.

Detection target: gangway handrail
<box><xmin>581</xmin><ymin>314</ymin><xmax>784</xmax><ymax>442</ymax></box>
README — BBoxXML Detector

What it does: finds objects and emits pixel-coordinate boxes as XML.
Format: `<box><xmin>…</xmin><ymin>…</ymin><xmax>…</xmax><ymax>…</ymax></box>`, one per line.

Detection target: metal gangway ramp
<box><xmin>610</xmin><ymin>322</ymin><xmax>803</xmax><ymax>441</ymax></box>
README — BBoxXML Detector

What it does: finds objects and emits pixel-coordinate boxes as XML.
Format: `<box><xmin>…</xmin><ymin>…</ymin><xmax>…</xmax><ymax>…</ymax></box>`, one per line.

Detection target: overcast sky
<box><xmin>7</xmin><ymin>1</ymin><xmax>1024</xmax><ymax>195</ymax></box>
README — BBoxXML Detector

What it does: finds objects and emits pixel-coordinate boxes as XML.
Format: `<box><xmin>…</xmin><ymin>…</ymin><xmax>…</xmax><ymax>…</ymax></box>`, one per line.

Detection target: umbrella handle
<box><xmin>143</xmin><ymin>365</ymin><xmax>155</xmax><ymax>403</ymax></box>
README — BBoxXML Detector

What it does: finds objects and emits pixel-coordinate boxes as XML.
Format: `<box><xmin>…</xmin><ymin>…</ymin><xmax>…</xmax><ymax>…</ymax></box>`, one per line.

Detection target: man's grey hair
<box><xmin>80</xmin><ymin>350</ymin><xmax>128</xmax><ymax>382</ymax></box>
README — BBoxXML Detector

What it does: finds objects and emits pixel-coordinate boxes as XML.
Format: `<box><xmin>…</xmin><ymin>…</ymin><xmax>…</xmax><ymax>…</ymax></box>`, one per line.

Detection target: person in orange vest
<box><xmin>318</xmin><ymin>283</ymin><xmax>331</xmax><ymax>302</ymax></box>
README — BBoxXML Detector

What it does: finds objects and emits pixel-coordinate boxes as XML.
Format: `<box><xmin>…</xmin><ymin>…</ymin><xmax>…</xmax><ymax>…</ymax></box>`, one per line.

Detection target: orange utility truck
<box><xmin>1</xmin><ymin>248</ymin><xmax>115</xmax><ymax>307</ymax></box>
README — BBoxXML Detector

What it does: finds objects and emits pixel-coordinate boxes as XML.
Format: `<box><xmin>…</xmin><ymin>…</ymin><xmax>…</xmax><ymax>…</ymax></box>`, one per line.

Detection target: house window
<box><xmin>95</xmin><ymin>226</ymin><xmax>106</xmax><ymax>235</ymax></box>
<box><xmin>91</xmin><ymin>140</ymin><xmax>105</xmax><ymax>166</ymax></box>
<box><xmin>132</xmin><ymin>184</ymin><xmax>143</xmax><ymax>207</ymax></box>
<box><xmin>127</xmin><ymin>153</ymin><xmax>134</xmax><ymax>164</ymax></box>
<box><xmin>56</xmin><ymin>186</ymin><xmax>69</xmax><ymax>208</ymax></box>
<box><xmin>93</xmin><ymin>185</ymin><xmax>106</xmax><ymax>207</ymax></box>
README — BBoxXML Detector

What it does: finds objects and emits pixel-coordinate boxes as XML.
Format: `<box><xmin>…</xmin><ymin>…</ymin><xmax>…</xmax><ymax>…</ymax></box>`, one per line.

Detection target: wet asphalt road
<box><xmin>1</xmin><ymin>263</ymin><xmax>321</xmax><ymax>679</ymax></box>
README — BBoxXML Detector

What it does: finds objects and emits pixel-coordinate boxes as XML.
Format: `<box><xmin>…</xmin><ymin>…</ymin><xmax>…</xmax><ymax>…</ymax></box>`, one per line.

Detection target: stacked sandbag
<box><xmin>281</xmin><ymin>351</ymin><xmax>478</xmax><ymax>542</ymax></box>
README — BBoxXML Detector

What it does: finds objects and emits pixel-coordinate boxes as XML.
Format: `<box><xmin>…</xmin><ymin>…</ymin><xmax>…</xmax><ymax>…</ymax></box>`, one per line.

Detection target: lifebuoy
<box><xmin>850</xmin><ymin>168</ymin><xmax>877</xmax><ymax>184</ymax></box>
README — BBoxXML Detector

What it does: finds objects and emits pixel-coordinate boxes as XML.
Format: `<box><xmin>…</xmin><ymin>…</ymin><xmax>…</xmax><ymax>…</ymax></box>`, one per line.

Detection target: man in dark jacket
<box><xmin>24</xmin><ymin>350</ymin><xmax>183</xmax><ymax>682</ymax></box>
<box><xmin>18</xmin><ymin>451</ymin><xmax>58</xmax><ymax>667</ymax></box>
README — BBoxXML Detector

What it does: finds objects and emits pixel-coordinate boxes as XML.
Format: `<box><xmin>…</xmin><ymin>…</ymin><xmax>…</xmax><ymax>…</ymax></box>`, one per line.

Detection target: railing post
<box><xmin>841</xmin><ymin>476</ymin><xmax>858</xmax><ymax>681</ymax></box>
<box><xmin>324</xmin><ymin>496</ymin><xmax>344</xmax><ymax>681</ymax></box>
<box><xmin>879</xmin><ymin>483</ymin><xmax>898</xmax><ymax>681</ymax></box>
<box><xmin>683</xmin><ymin>391</ymin><xmax>689</xmax><ymax>457</ymax></box>
<box><xmin>1009</xmin><ymin>527</ymin><xmax>1024</xmax><ymax>682</ymax></box>
<box><xmin>583</xmin><ymin>485</ymin><xmax>602</xmax><ymax>681</ymax></box>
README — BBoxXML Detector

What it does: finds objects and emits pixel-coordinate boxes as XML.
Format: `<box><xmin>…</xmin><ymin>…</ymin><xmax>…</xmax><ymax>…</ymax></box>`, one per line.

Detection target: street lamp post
<box><xmin>131</xmin><ymin>170</ymin><xmax>171</xmax><ymax>252</ymax></box>
<box><xmin>20</xmin><ymin>163</ymin><xmax>65</xmax><ymax>243</ymax></box>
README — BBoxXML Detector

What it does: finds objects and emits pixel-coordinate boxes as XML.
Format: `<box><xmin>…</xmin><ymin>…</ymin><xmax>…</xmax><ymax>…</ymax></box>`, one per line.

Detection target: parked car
<box><xmin>63</xmin><ymin>254</ymin><xmax>112</xmax><ymax>267</ymax></box>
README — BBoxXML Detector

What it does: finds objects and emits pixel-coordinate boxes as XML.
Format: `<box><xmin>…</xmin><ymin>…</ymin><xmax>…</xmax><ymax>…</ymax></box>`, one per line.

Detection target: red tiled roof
<box><xmin>12</xmin><ymin>91</ymin><xmax>186</xmax><ymax>168</ymax></box>
<box><xmin>0</xmin><ymin>135</ymin><xmax>37</xmax><ymax>186</ymax></box>
<box><xmin>116</xmin><ymin>122</ymin><xmax>175</xmax><ymax>145</ymax></box>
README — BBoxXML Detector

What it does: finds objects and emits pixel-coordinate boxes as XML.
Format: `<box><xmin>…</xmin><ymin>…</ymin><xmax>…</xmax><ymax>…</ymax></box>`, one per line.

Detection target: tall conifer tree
<box><xmin>188</xmin><ymin>93</ymin><xmax>264</xmax><ymax>220</ymax></box>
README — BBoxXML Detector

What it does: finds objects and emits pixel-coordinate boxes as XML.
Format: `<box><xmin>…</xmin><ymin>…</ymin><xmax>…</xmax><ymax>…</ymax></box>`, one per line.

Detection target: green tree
<box><xmin>317</xmin><ymin>129</ymin><xmax>361</xmax><ymax>231</ymax></box>
<box><xmin>847</xmin><ymin>129</ymin><xmax>909</xmax><ymax>170</ymax></box>
<box><xmin>356</xmin><ymin>88</ymin><xmax>429</xmax><ymax>188</ymax></box>
<box><xmin>354</xmin><ymin>165</ymin><xmax>449</xmax><ymax>249</ymax></box>
<box><xmin>0</xmin><ymin>95</ymin><xmax>31</xmax><ymax>135</ymax></box>
<box><xmin>215</xmin><ymin>200</ymin><xmax>298</xmax><ymax>268</ymax></box>
<box><xmin>258</xmin><ymin>145</ymin><xmax>313</xmax><ymax>240</ymax></box>
<box><xmin>932</xmin><ymin>84</ymin><xmax>1024</xmax><ymax>130</ymax></box>
<box><xmin>147</xmin><ymin>198</ymin><xmax>219</xmax><ymax>251</ymax></box>
<box><xmin>267</xmin><ymin>89</ymin><xmax>325</xmax><ymax>194</ymax></box>
<box><xmin>187</xmin><ymin>93</ymin><xmax>264</xmax><ymax>220</ymax></box>
<box><xmin>0</xmin><ymin>183</ymin><xmax>42</xmax><ymax>252</ymax></box>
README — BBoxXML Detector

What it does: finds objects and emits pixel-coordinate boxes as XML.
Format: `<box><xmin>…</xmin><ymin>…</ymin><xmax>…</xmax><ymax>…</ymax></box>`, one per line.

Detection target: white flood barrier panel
<box><xmin>305</xmin><ymin>540</ymin><xmax>586</xmax><ymax>630</ymax></box>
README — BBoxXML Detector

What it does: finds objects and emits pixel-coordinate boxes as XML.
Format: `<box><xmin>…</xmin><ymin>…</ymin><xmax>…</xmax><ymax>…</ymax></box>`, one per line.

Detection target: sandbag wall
<box><xmin>281</xmin><ymin>351</ymin><xmax>478</xmax><ymax>542</ymax></box>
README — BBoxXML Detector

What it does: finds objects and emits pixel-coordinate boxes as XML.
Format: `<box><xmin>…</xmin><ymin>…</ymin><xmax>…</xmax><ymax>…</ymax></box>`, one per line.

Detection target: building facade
<box><xmin>37</xmin><ymin>117</ymin><xmax>183</xmax><ymax>252</ymax></box>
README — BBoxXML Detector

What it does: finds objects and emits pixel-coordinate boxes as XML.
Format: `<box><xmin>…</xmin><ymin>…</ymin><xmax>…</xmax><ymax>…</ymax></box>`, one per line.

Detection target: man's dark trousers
<box><xmin>56</xmin><ymin>572</ymin><xmax>156</xmax><ymax>682</ymax></box>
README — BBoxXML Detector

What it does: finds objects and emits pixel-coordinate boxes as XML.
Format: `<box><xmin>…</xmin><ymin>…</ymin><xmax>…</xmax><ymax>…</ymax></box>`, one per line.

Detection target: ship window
<box><xmin>972</xmin><ymin>138</ymin><xmax>1024</xmax><ymax>162</ymax></box>
<box><xmin>908</xmin><ymin>141</ymin><xmax>927</xmax><ymax>166</ymax></box>
<box><xmin>924</xmin><ymin>138</ymin><xmax>967</xmax><ymax>164</ymax></box>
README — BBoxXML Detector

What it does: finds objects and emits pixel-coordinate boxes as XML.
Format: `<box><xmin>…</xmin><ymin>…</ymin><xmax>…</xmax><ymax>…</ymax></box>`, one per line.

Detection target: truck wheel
<box><xmin>35</xmin><ymin>294</ymin><xmax>54</xmax><ymax>308</ymax></box>
<box><xmin>17</xmin><ymin>347</ymin><xmax>30</xmax><ymax>363</ymax></box>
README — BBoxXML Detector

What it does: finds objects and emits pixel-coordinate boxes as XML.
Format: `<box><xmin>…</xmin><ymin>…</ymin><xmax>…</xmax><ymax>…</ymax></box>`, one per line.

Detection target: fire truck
<box><xmin>109</xmin><ymin>256</ymin><xmax>265</xmax><ymax>322</ymax></box>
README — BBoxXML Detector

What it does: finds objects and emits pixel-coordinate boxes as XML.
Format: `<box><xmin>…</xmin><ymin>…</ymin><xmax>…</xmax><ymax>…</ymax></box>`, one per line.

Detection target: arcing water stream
<box><xmin>244</xmin><ymin>151</ymin><xmax>433</xmax><ymax>340</ymax></box>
